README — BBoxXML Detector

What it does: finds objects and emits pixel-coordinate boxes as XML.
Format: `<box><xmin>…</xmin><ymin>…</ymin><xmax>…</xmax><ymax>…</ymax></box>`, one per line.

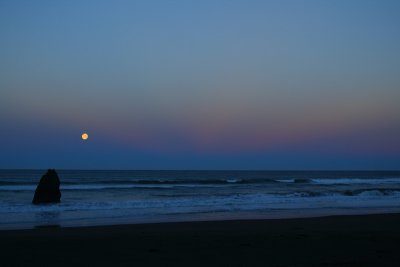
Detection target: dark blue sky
<box><xmin>1</xmin><ymin>0</ymin><xmax>399</xmax><ymax>169</ymax></box>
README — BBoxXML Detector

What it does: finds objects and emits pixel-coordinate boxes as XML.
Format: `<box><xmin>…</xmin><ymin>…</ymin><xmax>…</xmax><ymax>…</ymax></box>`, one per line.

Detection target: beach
<box><xmin>1</xmin><ymin>213</ymin><xmax>399</xmax><ymax>266</ymax></box>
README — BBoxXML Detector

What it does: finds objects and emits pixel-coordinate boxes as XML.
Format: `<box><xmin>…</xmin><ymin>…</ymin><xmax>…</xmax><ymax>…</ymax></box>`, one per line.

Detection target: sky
<box><xmin>0</xmin><ymin>0</ymin><xmax>399</xmax><ymax>170</ymax></box>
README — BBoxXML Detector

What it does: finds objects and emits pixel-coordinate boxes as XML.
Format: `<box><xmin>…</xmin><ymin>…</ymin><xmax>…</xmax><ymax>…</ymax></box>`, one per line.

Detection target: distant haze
<box><xmin>1</xmin><ymin>0</ymin><xmax>399</xmax><ymax>169</ymax></box>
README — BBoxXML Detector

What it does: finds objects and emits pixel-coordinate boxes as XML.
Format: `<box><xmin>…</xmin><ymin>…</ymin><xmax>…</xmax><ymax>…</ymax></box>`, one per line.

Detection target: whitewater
<box><xmin>1</xmin><ymin>170</ymin><xmax>400</xmax><ymax>229</ymax></box>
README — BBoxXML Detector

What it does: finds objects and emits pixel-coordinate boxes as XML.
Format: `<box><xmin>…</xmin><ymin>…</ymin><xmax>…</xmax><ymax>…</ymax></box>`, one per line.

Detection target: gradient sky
<box><xmin>1</xmin><ymin>0</ymin><xmax>399</xmax><ymax>169</ymax></box>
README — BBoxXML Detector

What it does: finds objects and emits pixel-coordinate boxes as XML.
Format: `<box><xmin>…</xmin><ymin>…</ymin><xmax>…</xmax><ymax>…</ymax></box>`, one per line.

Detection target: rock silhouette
<box><xmin>32</xmin><ymin>169</ymin><xmax>61</xmax><ymax>204</ymax></box>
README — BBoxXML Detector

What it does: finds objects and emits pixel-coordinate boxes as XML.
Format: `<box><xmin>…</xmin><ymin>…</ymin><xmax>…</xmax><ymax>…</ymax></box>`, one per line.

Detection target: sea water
<box><xmin>1</xmin><ymin>170</ymin><xmax>400</xmax><ymax>229</ymax></box>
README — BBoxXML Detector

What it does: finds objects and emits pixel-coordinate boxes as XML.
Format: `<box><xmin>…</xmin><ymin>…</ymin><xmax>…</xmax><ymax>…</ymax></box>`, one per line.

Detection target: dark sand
<box><xmin>1</xmin><ymin>213</ymin><xmax>399</xmax><ymax>266</ymax></box>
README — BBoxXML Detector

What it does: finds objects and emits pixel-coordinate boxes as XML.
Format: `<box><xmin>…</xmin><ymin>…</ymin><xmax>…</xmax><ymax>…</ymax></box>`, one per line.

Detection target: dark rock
<box><xmin>32</xmin><ymin>169</ymin><xmax>61</xmax><ymax>204</ymax></box>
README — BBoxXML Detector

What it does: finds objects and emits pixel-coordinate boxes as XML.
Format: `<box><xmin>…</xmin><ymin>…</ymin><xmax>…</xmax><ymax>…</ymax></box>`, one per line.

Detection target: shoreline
<box><xmin>1</xmin><ymin>213</ymin><xmax>400</xmax><ymax>266</ymax></box>
<box><xmin>2</xmin><ymin>207</ymin><xmax>400</xmax><ymax>231</ymax></box>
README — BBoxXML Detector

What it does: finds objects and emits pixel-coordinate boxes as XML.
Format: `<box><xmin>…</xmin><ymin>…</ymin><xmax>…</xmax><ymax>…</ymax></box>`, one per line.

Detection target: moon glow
<box><xmin>81</xmin><ymin>133</ymin><xmax>89</xmax><ymax>140</ymax></box>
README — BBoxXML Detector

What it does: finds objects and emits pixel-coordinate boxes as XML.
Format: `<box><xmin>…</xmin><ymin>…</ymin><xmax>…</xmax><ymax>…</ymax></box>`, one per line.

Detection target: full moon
<box><xmin>81</xmin><ymin>133</ymin><xmax>89</xmax><ymax>140</ymax></box>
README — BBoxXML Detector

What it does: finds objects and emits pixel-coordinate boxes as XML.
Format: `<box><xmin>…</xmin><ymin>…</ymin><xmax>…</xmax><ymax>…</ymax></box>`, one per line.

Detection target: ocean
<box><xmin>1</xmin><ymin>170</ymin><xmax>400</xmax><ymax>229</ymax></box>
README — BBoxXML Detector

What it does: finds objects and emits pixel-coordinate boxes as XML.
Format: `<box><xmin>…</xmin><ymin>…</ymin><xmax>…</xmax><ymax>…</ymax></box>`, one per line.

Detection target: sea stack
<box><xmin>32</xmin><ymin>169</ymin><xmax>61</xmax><ymax>204</ymax></box>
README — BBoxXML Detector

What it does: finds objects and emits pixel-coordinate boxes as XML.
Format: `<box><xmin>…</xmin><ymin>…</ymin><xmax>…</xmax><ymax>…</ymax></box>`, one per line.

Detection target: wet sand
<box><xmin>1</xmin><ymin>213</ymin><xmax>399</xmax><ymax>266</ymax></box>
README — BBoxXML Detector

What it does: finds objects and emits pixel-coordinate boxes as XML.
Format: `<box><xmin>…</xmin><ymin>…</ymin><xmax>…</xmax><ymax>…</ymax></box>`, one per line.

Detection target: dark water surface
<box><xmin>1</xmin><ymin>170</ymin><xmax>400</xmax><ymax>229</ymax></box>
